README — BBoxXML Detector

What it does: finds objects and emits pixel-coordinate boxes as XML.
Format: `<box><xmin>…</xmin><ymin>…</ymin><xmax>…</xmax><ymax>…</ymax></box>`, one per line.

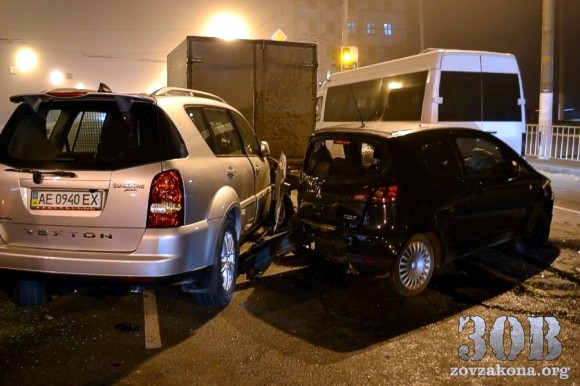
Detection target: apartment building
<box><xmin>251</xmin><ymin>0</ymin><xmax>417</xmax><ymax>84</ymax></box>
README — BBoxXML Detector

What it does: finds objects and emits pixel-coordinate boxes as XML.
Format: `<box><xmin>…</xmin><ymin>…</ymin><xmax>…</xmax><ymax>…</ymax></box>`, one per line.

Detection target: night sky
<box><xmin>417</xmin><ymin>0</ymin><xmax>580</xmax><ymax>119</ymax></box>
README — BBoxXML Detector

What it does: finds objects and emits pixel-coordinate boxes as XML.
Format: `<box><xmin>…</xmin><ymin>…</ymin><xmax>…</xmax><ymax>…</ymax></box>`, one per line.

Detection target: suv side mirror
<box><xmin>260</xmin><ymin>141</ymin><xmax>270</xmax><ymax>157</ymax></box>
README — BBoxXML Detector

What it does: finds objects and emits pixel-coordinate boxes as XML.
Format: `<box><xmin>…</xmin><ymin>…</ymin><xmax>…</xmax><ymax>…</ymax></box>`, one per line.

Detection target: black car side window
<box><xmin>415</xmin><ymin>139</ymin><xmax>460</xmax><ymax>177</ymax></box>
<box><xmin>456</xmin><ymin>137</ymin><xmax>508</xmax><ymax>176</ymax></box>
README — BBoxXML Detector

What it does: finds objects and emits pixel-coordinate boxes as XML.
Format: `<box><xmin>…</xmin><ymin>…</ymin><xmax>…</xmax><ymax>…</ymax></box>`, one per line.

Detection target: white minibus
<box><xmin>316</xmin><ymin>49</ymin><xmax>526</xmax><ymax>154</ymax></box>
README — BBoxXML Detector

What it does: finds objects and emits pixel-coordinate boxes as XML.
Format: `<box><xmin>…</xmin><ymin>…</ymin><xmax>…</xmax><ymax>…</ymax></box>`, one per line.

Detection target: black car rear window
<box><xmin>0</xmin><ymin>101</ymin><xmax>186</xmax><ymax>169</ymax></box>
<box><xmin>304</xmin><ymin>136</ymin><xmax>391</xmax><ymax>178</ymax></box>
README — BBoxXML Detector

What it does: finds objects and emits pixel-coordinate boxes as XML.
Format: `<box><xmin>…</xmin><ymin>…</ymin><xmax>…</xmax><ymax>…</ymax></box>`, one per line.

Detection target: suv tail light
<box><xmin>349</xmin><ymin>185</ymin><xmax>398</xmax><ymax>205</ymax></box>
<box><xmin>147</xmin><ymin>169</ymin><xmax>184</xmax><ymax>228</ymax></box>
<box><xmin>45</xmin><ymin>90</ymin><xmax>89</xmax><ymax>98</ymax></box>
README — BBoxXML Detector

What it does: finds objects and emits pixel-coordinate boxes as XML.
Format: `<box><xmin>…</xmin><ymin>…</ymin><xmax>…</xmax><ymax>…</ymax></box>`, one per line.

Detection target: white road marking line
<box><xmin>143</xmin><ymin>289</ymin><xmax>162</xmax><ymax>349</ymax></box>
<box><xmin>554</xmin><ymin>205</ymin><xmax>580</xmax><ymax>215</ymax></box>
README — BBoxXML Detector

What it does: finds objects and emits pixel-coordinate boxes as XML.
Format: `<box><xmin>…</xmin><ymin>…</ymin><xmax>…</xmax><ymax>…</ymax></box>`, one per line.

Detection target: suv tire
<box><xmin>193</xmin><ymin>218</ymin><xmax>238</xmax><ymax>307</ymax></box>
<box><xmin>14</xmin><ymin>280</ymin><xmax>49</xmax><ymax>306</ymax></box>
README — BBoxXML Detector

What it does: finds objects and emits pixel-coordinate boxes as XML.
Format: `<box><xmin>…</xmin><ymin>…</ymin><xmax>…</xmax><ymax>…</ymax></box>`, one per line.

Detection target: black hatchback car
<box><xmin>297</xmin><ymin>123</ymin><xmax>553</xmax><ymax>296</ymax></box>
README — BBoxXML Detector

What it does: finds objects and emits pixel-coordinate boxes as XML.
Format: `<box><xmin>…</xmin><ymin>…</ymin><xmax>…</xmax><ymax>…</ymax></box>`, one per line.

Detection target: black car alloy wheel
<box><xmin>390</xmin><ymin>233</ymin><xmax>437</xmax><ymax>297</ymax></box>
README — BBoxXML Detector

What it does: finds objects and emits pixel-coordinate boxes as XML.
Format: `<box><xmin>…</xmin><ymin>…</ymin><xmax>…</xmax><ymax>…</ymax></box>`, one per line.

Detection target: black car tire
<box><xmin>276</xmin><ymin>194</ymin><xmax>296</xmax><ymax>231</ymax></box>
<box><xmin>514</xmin><ymin>208</ymin><xmax>551</xmax><ymax>254</ymax></box>
<box><xmin>193</xmin><ymin>218</ymin><xmax>238</xmax><ymax>307</ymax></box>
<box><xmin>14</xmin><ymin>280</ymin><xmax>49</xmax><ymax>306</ymax></box>
<box><xmin>390</xmin><ymin>234</ymin><xmax>436</xmax><ymax>297</ymax></box>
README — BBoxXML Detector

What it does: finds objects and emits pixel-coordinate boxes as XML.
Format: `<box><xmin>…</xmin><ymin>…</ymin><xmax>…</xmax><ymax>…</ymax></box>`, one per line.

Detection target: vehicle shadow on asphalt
<box><xmin>0</xmin><ymin>281</ymin><xmax>221</xmax><ymax>386</ymax></box>
<box><xmin>239</xmin><ymin>242</ymin><xmax>561</xmax><ymax>353</ymax></box>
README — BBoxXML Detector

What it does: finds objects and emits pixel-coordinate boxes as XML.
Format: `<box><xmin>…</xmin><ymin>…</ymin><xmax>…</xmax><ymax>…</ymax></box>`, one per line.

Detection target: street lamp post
<box><xmin>342</xmin><ymin>0</ymin><xmax>349</xmax><ymax>47</ymax></box>
<box><xmin>538</xmin><ymin>0</ymin><xmax>555</xmax><ymax>160</ymax></box>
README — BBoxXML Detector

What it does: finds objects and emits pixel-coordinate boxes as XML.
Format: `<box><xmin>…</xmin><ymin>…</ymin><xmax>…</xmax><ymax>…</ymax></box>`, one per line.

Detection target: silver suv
<box><xmin>0</xmin><ymin>86</ymin><xmax>274</xmax><ymax>306</ymax></box>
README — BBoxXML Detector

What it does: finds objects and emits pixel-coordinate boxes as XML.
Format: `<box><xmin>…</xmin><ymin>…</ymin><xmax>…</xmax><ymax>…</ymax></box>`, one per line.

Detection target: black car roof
<box><xmin>311</xmin><ymin>124</ymin><xmax>487</xmax><ymax>141</ymax></box>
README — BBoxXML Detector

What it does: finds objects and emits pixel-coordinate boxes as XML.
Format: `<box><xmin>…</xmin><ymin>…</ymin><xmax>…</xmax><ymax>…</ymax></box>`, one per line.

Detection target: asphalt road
<box><xmin>546</xmin><ymin>171</ymin><xmax>580</xmax><ymax>212</ymax></box>
<box><xmin>0</xmin><ymin>176</ymin><xmax>578</xmax><ymax>386</ymax></box>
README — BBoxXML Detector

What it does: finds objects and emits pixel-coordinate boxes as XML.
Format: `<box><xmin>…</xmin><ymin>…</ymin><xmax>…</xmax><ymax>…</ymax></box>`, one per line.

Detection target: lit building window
<box><xmin>347</xmin><ymin>21</ymin><xmax>356</xmax><ymax>35</ymax></box>
<box><xmin>384</xmin><ymin>23</ymin><xmax>393</xmax><ymax>36</ymax></box>
<box><xmin>367</xmin><ymin>23</ymin><xmax>376</xmax><ymax>35</ymax></box>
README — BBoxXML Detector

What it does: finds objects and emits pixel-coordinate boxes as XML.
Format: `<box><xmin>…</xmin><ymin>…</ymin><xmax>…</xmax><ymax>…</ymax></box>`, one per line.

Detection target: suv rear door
<box><xmin>0</xmin><ymin>95</ymin><xmax>185</xmax><ymax>252</ymax></box>
<box><xmin>186</xmin><ymin>106</ymin><xmax>260</xmax><ymax>236</ymax></box>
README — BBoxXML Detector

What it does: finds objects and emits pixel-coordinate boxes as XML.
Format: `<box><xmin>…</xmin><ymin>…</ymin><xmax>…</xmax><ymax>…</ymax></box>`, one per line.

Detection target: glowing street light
<box><xmin>206</xmin><ymin>13</ymin><xmax>249</xmax><ymax>40</ymax></box>
<box><xmin>49</xmin><ymin>70</ymin><xmax>64</xmax><ymax>85</ymax></box>
<box><xmin>15</xmin><ymin>48</ymin><xmax>38</xmax><ymax>73</ymax></box>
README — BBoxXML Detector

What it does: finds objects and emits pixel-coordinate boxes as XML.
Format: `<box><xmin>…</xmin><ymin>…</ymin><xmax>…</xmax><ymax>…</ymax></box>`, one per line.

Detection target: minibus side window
<box><xmin>440</xmin><ymin>71</ymin><xmax>522</xmax><ymax>122</ymax></box>
<box><xmin>323</xmin><ymin>71</ymin><xmax>427</xmax><ymax>123</ymax></box>
<box><xmin>482</xmin><ymin>73</ymin><xmax>522</xmax><ymax>121</ymax></box>
<box><xmin>324</xmin><ymin>79</ymin><xmax>382</xmax><ymax>122</ymax></box>
<box><xmin>439</xmin><ymin>71</ymin><xmax>482</xmax><ymax>121</ymax></box>
<box><xmin>379</xmin><ymin>71</ymin><xmax>427</xmax><ymax>121</ymax></box>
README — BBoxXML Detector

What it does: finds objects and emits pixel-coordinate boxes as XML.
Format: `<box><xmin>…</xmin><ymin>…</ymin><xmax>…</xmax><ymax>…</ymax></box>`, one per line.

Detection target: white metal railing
<box><xmin>525</xmin><ymin>124</ymin><xmax>580</xmax><ymax>161</ymax></box>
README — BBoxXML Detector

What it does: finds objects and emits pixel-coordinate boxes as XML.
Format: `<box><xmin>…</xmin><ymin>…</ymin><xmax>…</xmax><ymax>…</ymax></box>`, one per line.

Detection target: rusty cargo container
<box><xmin>167</xmin><ymin>36</ymin><xmax>318</xmax><ymax>174</ymax></box>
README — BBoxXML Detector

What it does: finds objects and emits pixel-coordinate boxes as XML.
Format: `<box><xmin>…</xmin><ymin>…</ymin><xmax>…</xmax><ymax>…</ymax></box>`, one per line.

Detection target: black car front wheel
<box><xmin>390</xmin><ymin>234</ymin><xmax>437</xmax><ymax>297</ymax></box>
<box><xmin>514</xmin><ymin>208</ymin><xmax>551</xmax><ymax>254</ymax></box>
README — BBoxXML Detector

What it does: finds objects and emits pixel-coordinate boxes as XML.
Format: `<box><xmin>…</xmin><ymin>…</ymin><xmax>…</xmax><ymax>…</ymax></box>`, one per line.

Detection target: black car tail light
<box><xmin>349</xmin><ymin>185</ymin><xmax>398</xmax><ymax>205</ymax></box>
<box><xmin>147</xmin><ymin>169</ymin><xmax>184</xmax><ymax>228</ymax></box>
<box><xmin>370</xmin><ymin>185</ymin><xmax>398</xmax><ymax>204</ymax></box>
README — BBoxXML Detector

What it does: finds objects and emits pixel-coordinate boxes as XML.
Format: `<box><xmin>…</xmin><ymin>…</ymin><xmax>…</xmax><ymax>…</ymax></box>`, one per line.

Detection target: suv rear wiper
<box><xmin>4</xmin><ymin>168</ymin><xmax>77</xmax><ymax>184</ymax></box>
<box><xmin>55</xmin><ymin>156</ymin><xmax>79</xmax><ymax>162</ymax></box>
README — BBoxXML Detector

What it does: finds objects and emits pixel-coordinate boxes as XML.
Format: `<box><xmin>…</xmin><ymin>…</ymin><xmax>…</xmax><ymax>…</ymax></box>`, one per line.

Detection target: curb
<box><xmin>528</xmin><ymin>162</ymin><xmax>580</xmax><ymax>177</ymax></box>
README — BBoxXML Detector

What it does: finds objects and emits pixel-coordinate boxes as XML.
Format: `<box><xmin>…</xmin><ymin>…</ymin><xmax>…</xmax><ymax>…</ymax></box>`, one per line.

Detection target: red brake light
<box><xmin>349</xmin><ymin>185</ymin><xmax>398</xmax><ymax>204</ymax></box>
<box><xmin>370</xmin><ymin>185</ymin><xmax>398</xmax><ymax>204</ymax></box>
<box><xmin>147</xmin><ymin>169</ymin><xmax>184</xmax><ymax>228</ymax></box>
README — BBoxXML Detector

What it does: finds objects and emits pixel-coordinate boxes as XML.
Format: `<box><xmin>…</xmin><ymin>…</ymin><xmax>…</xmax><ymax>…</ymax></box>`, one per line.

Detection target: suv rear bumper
<box><xmin>0</xmin><ymin>218</ymin><xmax>221</xmax><ymax>278</ymax></box>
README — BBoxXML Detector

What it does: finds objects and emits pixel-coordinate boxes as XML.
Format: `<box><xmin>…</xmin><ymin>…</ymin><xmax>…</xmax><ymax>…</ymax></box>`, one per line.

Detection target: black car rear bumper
<box><xmin>303</xmin><ymin>225</ymin><xmax>403</xmax><ymax>274</ymax></box>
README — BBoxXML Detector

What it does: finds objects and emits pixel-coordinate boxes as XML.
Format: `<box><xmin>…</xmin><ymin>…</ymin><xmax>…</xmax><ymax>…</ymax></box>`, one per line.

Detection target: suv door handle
<box><xmin>226</xmin><ymin>167</ymin><xmax>236</xmax><ymax>178</ymax></box>
<box><xmin>254</xmin><ymin>165</ymin><xmax>261</xmax><ymax>175</ymax></box>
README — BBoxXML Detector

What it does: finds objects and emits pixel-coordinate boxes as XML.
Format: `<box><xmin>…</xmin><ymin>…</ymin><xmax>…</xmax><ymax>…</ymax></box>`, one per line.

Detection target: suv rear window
<box><xmin>304</xmin><ymin>136</ymin><xmax>391</xmax><ymax>178</ymax></box>
<box><xmin>0</xmin><ymin>101</ymin><xmax>186</xmax><ymax>169</ymax></box>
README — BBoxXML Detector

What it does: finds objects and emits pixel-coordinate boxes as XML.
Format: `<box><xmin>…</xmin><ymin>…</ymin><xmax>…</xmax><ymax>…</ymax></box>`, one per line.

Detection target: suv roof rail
<box><xmin>151</xmin><ymin>87</ymin><xmax>226</xmax><ymax>103</ymax></box>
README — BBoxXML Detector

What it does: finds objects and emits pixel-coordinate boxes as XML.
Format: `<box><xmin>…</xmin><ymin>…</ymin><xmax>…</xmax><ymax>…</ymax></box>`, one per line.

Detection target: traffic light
<box><xmin>340</xmin><ymin>46</ymin><xmax>358</xmax><ymax>70</ymax></box>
